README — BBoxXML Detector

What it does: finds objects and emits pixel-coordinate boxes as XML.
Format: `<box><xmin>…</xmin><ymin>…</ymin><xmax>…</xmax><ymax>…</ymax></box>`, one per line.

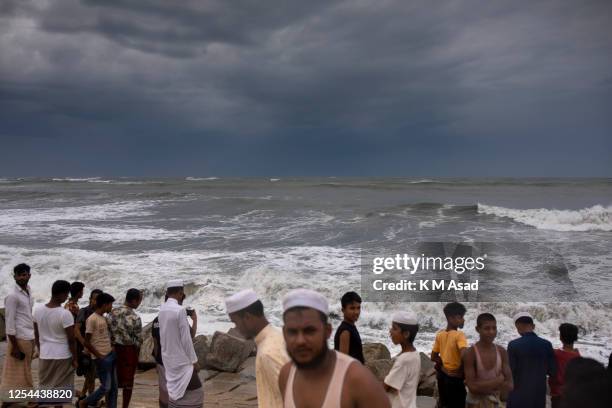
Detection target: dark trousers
<box><xmin>437</xmin><ymin>370</ymin><xmax>467</xmax><ymax>408</ymax></box>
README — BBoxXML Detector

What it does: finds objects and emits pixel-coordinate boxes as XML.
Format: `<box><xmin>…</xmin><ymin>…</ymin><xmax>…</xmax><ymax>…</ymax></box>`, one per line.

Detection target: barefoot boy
<box><xmin>431</xmin><ymin>302</ymin><xmax>468</xmax><ymax>408</ymax></box>
<box><xmin>333</xmin><ymin>291</ymin><xmax>365</xmax><ymax>363</ymax></box>
<box><xmin>384</xmin><ymin>311</ymin><xmax>421</xmax><ymax>408</ymax></box>
<box><xmin>464</xmin><ymin>313</ymin><xmax>513</xmax><ymax>408</ymax></box>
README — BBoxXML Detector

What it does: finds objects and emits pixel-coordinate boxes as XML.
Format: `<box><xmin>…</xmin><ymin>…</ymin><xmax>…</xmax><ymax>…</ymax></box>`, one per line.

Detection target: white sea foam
<box><xmin>478</xmin><ymin>204</ymin><xmax>612</xmax><ymax>232</ymax></box>
<box><xmin>270</xmin><ymin>178</ymin><xmax>280</xmax><ymax>182</ymax></box>
<box><xmin>52</xmin><ymin>177</ymin><xmax>102</xmax><ymax>182</ymax></box>
<box><xmin>186</xmin><ymin>177</ymin><xmax>219</xmax><ymax>181</ymax></box>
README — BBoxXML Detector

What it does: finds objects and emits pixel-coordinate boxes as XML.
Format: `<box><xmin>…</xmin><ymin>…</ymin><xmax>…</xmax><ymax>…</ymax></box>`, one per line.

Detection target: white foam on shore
<box><xmin>478</xmin><ymin>203</ymin><xmax>612</xmax><ymax>232</ymax></box>
<box><xmin>186</xmin><ymin>177</ymin><xmax>219</xmax><ymax>181</ymax></box>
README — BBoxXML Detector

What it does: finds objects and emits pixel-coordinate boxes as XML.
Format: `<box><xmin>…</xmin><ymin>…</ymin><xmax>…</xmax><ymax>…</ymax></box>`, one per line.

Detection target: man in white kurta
<box><xmin>226</xmin><ymin>289</ymin><xmax>289</xmax><ymax>408</ymax></box>
<box><xmin>159</xmin><ymin>280</ymin><xmax>201</xmax><ymax>406</ymax></box>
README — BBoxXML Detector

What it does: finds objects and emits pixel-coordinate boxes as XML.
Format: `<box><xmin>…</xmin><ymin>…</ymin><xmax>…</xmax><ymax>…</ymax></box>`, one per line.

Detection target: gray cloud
<box><xmin>0</xmin><ymin>0</ymin><xmax>611</xmax><ymax>176</ymax></box>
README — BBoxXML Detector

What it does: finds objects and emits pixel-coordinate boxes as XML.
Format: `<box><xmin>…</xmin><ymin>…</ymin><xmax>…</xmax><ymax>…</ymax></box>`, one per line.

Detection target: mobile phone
<box><xmin>186</xmin><ymin>307</ymin><xmax>194</xmax><ymax>317</ymax></box>
<box><xmin>17</xmin><ymin>351</ymin><xmax>26</xmax><ymax>360</ymax></box>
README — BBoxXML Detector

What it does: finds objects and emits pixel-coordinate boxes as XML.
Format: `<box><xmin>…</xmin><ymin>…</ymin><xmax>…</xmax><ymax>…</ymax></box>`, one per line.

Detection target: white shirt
<box><xmin>4</xmin><ymin>284</ymin><xmax>35</xmax><ymax>340</ymax></box>
<box><xmin>33</xmin><ymin>304</ymin><xmax>74</xmax><ymax>359</ymax></box>
<box><xmin>159</xmin><ymin>298</ymin><xmax>198</xmax><ymax>401</ymax></box>
<box><xmin>254</xmin><ymin>324</ymin><xmax>289</xmax><ymax>408</ymax></box>
<box><xmin>384</xmin><ymin>351</ymin><xmax>421</xmax><ymax>408</ymax></box>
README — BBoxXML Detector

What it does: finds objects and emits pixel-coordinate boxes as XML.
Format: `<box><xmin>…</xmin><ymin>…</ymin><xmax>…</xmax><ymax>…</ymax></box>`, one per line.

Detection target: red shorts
<box><xmin>115</xmin><ymin>344</ymin><xmax>138</xmax><ymax>388</ymax></box>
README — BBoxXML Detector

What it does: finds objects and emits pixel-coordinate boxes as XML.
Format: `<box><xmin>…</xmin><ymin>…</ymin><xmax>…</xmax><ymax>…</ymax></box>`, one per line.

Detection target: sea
<box><xmin>0</xmin><ymin>177</ymin><xmax>610</xmax><ymax>362</ymax></box>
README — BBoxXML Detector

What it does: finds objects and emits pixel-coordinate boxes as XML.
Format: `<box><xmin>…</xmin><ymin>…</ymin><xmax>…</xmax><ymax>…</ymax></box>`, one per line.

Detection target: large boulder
<box><xmin>418</xmin><ymin>352</ymin><xmax>437</xmax><ymax>396</ymax></box>
<box><xmin>0</xmin><ymin>308</ymin><xmax>5</xmax><ymax>341</ymax></box>
<box><xmin>205</xmin><ymin>331</ymin><xmax>253</xmax><ymax>372</ymax></box>
<box><xmin>366</xmin><ymin>359</ymin><xmax>394</xmax><ymax>382</ymax></box>
<box><xmin>363</xmin><ymin>343</ymin><xmax>391</xmax><ymax>362</ymax></box>
<box><xmin>138</xmin><ymin>322</ymin><xmax>156</xmax><ymax>368</ymax></box>
<box><xmin>227</xmin><ymin>327</ymin><xmax>257</xmax><ymax>357</ymax></box>
<box><xmin>193</xmin><ymin>335</ymin><xmax>210</xmax><ymax>369</ymax></box>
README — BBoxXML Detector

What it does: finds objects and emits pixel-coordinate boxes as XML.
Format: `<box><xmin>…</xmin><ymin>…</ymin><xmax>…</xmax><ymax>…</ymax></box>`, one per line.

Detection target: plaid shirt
<box><xmin>64</xmin><ymin>299</ymin><xmax>80</xmax><ymax>320</ymax></box>
<box><xmin>107</xmin><ymin>305</ymin><xmax>143</xmax><ymax>347</ymax></box>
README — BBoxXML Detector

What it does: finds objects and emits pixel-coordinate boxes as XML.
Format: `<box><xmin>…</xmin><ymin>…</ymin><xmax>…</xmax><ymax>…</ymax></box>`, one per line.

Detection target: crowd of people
<box><xmin>1</xmin><ymin>263</ymin><xmax>611</xmax><ymax>408</ymax></box>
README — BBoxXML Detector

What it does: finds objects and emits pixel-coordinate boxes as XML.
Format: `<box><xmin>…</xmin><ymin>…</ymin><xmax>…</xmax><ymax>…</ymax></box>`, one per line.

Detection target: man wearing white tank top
<box><xmin>464</xmin><ymin>313</ymin><xmax>513</xmax><ymax>408</ymax></box>
<box><xmin>278</xmin><ymin>289</ymin><xmax>390</xmax><ymax>408</ymax></box>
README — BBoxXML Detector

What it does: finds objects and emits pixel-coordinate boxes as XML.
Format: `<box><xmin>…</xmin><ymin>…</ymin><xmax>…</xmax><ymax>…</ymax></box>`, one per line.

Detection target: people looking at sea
<box><xmin>2</xmin><ymin>263</ymin><xmax>610</xmax><ymax>408</ymax></box>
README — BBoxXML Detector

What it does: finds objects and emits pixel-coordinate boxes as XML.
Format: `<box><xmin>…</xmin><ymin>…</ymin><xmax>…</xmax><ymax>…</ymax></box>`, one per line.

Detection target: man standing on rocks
<box><xmin>1</xmin><ymin>263</ymin><xmax>35</xmax><ymax>408</ymax></box>
<box><xmin>278</xmin><ymin>288</ymin><xmax>390</xmax><ymax>408</ymax></box>
<box><xmin>159</xmin><ymin>280</ymin><xmax>202</xmax><ymax>407</ymax></box>
<box><xmin>225</xmin><ymin>289</ymin><xmax>290</xmax><ymax>408</ymax></box>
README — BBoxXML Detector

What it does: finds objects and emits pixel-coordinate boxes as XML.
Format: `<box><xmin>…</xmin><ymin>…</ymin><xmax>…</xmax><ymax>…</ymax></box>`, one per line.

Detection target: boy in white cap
<box><xmin>278</xmin><ymin>288</ymin><xmax>390</xmax><ymax>408</ymax></box>
<box><xmin>383</xmin><ymin>311</ymin><xmax>421</xmax><ymax>408</ymax></box>
<box><xmin>225</xmin><ymin>289</ymin><xmax>289</xmax><ymax>408</ymax></box>
<box><xmin>159</xmin><ymin>280</ymin><xmax>202</xmax><ymax>408</ymax></box>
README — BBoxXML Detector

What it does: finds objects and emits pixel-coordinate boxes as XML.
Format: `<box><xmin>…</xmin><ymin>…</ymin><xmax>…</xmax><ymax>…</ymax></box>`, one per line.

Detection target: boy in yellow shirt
<box><xmin>431</xmin><ymin>302</ymin><xmax>468</xmax><ymax>408</ymax></box>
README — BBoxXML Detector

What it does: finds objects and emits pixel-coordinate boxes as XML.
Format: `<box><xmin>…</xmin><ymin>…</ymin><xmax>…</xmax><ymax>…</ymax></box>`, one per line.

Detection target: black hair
<box><xmin>235</xmin><ymin>300</ymin><xmax>264</xmax><ymax>317</ymax></box>
<box><xmin>14</xmin><ymin>263</ymin><xmax>30</xmax><ymax>275</ymax></box>
<box><xmin>516</xmin><ymin>316</ymin><xmax>534</xmax><ymax>325</ymax></box>
<box><xmin>70</xmin><ymin>281</ymin><xmax>85</xmax><ymax>297</ymax></box>
<box><xmin>443</xmin><ymin>302</ymin><xmax>466</xmax><ymax>318</ymax></box>
<box><xmin>341</xmin><ymin>291</ymin><xmax>362</xmax><ymax>308</ymax></box>
<box><xmin>125</xmin><ymin>288</ymin><xmax>142</xmax><ymax>303</ymax></box>
<box><xmin>559</xmin><ymin>323</ymin><xmax>579</xmax><ymax>344</ymax></box>
<box><xmin>51</xmin><ymin>280</ymin><xmax>71</xmax><ymax>296</ymax></box>
<box><xmin>283</xmin><ymin>306</ymin><xmax>328</xmax><ymax>325</ymax></box>
<box><xmin>166</xmin><ymin>286</ymin><xmax>183</xmax><ymax>296</ymax></box>
<box><xmin>95</xmin><ymin>293</ymin><xmax>115</xmax><ymax>308</ymax></box>
<box><xmin>561</xmin><ymin>357</ymin><xmax>611</xmax><ymax>408</ymax></box>
<box><xmin>395</xmin><ymin>322</ymin><xmax>419</xmax><ymax>343</ymax></box>
<box><xmin>476</xmin><ymin>313</ymin><xmax>496</xmax><ymax>327</ymax></box>
<box><xmin>90</xmin><ymin>289</ymin><xmax>103</xmax><ymax>299</ymax></box>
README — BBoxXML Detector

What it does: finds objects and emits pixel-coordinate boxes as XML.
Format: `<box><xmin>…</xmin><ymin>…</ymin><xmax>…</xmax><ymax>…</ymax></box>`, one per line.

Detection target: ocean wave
<box><xmin>52</xmin><ymin>177</ymin><xmax>103</xmax><ymax>182</ymax></box>
<box><xmin>269</xmin><ymin>178</ymin><xmax>280</xmax><ymax>182</ymax></box>
<box><xmin>478</xmin><ymin>204</ymin><xmax>612</xmax><ymax>232</ymax></box>
<box><xmin>186</xmin><ymin>177</ymin><xmax>219</xmax><ymax>181</ymax></box>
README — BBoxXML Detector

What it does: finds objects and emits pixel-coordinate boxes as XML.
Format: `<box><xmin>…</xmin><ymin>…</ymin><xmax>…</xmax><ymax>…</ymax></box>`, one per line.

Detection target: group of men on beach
<box><xmin>2</xmin><ymin>262</ymin><xmax>612</xmax><ymax>408</ymax></box>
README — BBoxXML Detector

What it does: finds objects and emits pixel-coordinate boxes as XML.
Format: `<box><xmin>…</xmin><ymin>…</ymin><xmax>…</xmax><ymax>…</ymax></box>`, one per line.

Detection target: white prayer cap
<box><xmin>282</xmin><ymin>288</ymin><xmax>329</xmax><ymax>315</ymax></box>
<box><xmin>513</xmin><ymin>311</ymin><xmax>533</xmax><ymax>322</ymax></box>
<box><xmin>225</xmin><ymin>289</ymin><xmax>259</xmax><ymax>314</ymax></box>
<box><xmin>166</xmin><ymin>279</ymin><xmax>184</xmax><ymax>289</ymax></box>
<box><xmin>392</xmin><ymin>311</ymin><xmax>418</xmax><ymax>325</ymax></box>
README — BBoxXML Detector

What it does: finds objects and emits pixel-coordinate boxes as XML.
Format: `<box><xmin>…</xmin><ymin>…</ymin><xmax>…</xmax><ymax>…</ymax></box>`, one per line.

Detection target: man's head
<box><xmin>89</xmin><ymin>289</ymin><xmax>103</xmax><ymax>307</ymax></box>
<box><xmin>51</xmin><ymin>280</ymin><xmax>71</xmax><ymax>303</ymax></box>
<box><xmin>513</xmin><ymin>312</ymin><xmax>535</xmax><ymax>335</ymax></box>
<box><xmin>166</xmin><ymin>279</ymin><xmax>185</xmax><ymax>303</ymax></box>
<box><xmin>13</xmin><ymin>263</ymin><xmax>31</xmax><ymax>287</ymax></box>
<box><xmin>125</xmin><ymin>288</ymin><xmax>143</xmax><ymax>309</ymax></box>
<box><xmin>443</xmin><ymin>302</ymin><xmax>466</xmax><ymax>329</ymax></box>
<box><xmin>282</xmin><ymin>289</ymin><xmax>331</xmax><ymax>369</ymax></box>
<box><xmin>476</xmin><ymin>313</ymin><xmax>497</xmax><ymax>344</ymax></box>
<box><xmin>340</xmin><ymin>291</ymin><xmax>361</xmax><ymax>324</ymax></box>
<box><xmin>389</xmin><ymin>311</ymin><xmax>418</xmax><ymax>346</ymax></box>
<box><xmin>95</xmin><ymin>292</ymin><xmax>115</xmax><ymax>313</ymax></box>
<box><xmin>70</xmin><ymin>281</ymin><xmax>85</xmax><ymax>300</ymax></box>
<box><xmin>226</xmin><ymin>289</ymin><xmax>267</xmax><ymax>339</ymax></box>
<box><xmin>559</xmin><ymin>323</ymin><xmax>578</xmax><ymax>346</ymax></box>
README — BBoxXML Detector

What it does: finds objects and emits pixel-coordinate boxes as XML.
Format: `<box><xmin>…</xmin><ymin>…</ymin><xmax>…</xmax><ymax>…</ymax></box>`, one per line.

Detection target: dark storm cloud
<box><xmin>0</xmin><ymin>0</ymin><xmax>611</xmax><ymax>176</ymax></box>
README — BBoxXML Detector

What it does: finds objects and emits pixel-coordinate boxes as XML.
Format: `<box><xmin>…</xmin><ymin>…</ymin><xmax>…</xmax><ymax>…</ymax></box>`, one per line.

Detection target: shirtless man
<box><xmin>464</xmin><ymin>313</ymin><xmax>513</xmax><ymax>408</ymax></box>
<box><xmin>278</xmin><ymin>288</ymin><xmax>390</xmax><ymax>408</ymax></box>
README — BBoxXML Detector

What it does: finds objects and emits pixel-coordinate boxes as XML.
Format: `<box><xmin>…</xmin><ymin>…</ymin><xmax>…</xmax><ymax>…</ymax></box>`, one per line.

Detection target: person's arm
<box><xmin>546</xmin><ymin>343</ymin><xmax>557</xmax><ymax>378</ymax></box>
<box><xmin>338</xmin><ymin>330</ymin><xmax>350</xmax><ymax>355</ymax></box>
<box><xmin>34</xmin><ymin>322</ymin><xmax>40</xmax><ymax>351</ymax></box>
<box><xmin>65</xmin><ymin>325</ymin><xmax>78</xmax><ymax>368</ymax></box>
<box><xmin>189</xmin><ymin>310</ymin><xmax>197</xmax><ymax>339</ymax></box>
<box><xmin>258</xmin><ymin>353</ymin><xmax>287</xmax><ymax>393</ymax></box>
<box><xmin>5</xmin><ymin>295</ymin><xmax>23</xmax><ymax>359</ymax></box>
<box><xmin>431</xmin><ymin>333</ymin><xmax>442</xmax><ymax>369</ymax></box>
<box><xmin>74</xmin><ymin>321</ymin><xmax>86</xmax><ymax>346</ymax></box>
<box><xmin>383</xmin><ymin>358</ymin><xmax>404</xmax><ymax>393</ymax></box>
<box><xmin>179</xmin><ymin>310</ymin><xmax>198</xmax><ymax>369</ymax></box>
<box><xmin>500</xmin><ymin>346</ymin><xmax>514</xmax><ymax>393</ymax></box>
<box><xmin>347</xmin><ymin>362</ymin><xmax>391</xmax><ymax>408</ymax></box>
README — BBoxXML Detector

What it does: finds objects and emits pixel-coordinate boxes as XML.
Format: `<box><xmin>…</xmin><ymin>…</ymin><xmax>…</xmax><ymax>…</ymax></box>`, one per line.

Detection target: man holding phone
<box><xmin>1</xmin><ymin>263</ymin><xmax>36</xmax><ymax>407</ymax></box>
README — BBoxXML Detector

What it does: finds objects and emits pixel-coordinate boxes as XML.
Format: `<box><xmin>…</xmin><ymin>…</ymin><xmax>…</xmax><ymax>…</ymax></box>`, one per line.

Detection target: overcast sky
<box><xmin>1</xmin><ymin>0</ymin><xmax>611</xmax><ymax>177</ymax></box>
